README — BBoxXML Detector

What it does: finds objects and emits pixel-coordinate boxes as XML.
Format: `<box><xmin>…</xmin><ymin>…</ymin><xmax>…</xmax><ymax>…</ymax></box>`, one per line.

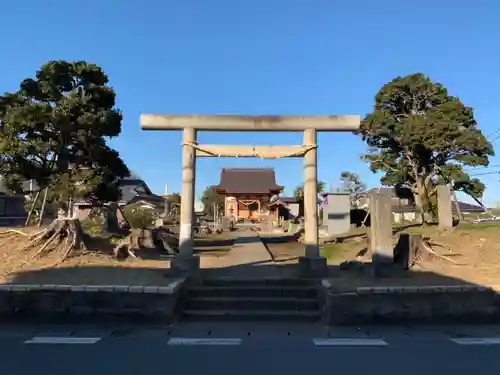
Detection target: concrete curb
<box><xmin>320</xmin><ymin>279</ymin><xmax>499</xmax><ymax>295</ymax></box>
<box><xmin>0</xmin><ymin>278</ymin><xmax>187</xmax><ymax>323</ymax></box>
<box><xmin>322</xmin><ymin>281</ymin><xmax>500</xmax><ymax>325</ymax></box>
<box><xmin>0</xmin><ymin>278</ymin><xmax>185</xmax><ymax>295</ymax></box>
<box><xmin>354</xmin><ymin>284</ymin><xmax>495</xmax><ymax>295</ymax></box>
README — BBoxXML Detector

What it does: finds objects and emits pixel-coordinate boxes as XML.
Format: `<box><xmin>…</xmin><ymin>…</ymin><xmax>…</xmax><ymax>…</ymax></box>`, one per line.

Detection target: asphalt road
<box><xmin>1</xmin><ymin>322</ymin><xmax>500</xmax><ymax>375</ymax></box>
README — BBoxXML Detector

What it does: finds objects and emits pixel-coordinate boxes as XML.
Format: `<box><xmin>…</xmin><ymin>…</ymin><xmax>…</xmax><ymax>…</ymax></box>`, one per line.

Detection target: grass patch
<box><xmin>342</xmin><ymin>226</ymin><xmax>367</xmax><ymax>236</ymax></box>
<box><xmin>456</xmin><ymin>220</ymin><xmax>500</xmax><ymax>231</ymax></box>
<box><xmin>401</xmin><ymin>225</ymin><xmax>433</xmax><ymax>235</ymax></box>
<box><xmin>399</xmin><ymin>220</ymin><xmax>500</xmax><ymax>234</ymax></box>
<box><xmin>321</xmin><ymin>242</ymin><xmax>362</xmax><ymax>264</ymax></box>
<box><xmin>81</xmin><ymin>216</ymin><xmax>103</xmax><ymax>235</ymax></box>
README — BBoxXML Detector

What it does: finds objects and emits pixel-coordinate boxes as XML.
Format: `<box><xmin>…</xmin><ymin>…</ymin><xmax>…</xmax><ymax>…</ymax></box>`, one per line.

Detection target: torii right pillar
<box><xmin>299</xmin><ymin>128</ymin><xmax>327</xmax><ymax>276</ymax></box>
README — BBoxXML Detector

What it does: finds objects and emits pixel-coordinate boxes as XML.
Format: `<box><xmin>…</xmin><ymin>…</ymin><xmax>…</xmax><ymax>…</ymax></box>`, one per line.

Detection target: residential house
<box><xmin>73</xmin><ymin>175</ymin><xmax>166</xmax><ymax>219</ymax></box>
<box><xmin>0</xmin><ymin>177</ymin><xmax>27</xmax><ymax>226</ymax></box>
<box><xmin>358</xmin><ymin>187</ymin><xmax>485</xmax><ymax>223</ymax></box>
<box><xmin>268</xmin><ymin>195</ymin><xmax>327</xmax><ymax>223</ymax></box>
<box><xmin>268</xmin><ymin>196</ymin><xmax>303</xmax><ymax>221</ymax></box>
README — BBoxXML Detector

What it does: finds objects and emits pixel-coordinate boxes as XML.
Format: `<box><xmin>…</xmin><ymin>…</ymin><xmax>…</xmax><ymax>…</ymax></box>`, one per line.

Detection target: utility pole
<box><xmin>163</xmin><ymin>183</ymin><xmax>169</xmax><ymax>217</ymax></box>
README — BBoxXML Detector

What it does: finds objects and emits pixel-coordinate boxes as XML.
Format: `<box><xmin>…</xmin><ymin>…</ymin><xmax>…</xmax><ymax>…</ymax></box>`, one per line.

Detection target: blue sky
<box><xmin>1</xmin><ymin>1</ymin><xmax>499</xmax><ymax>204</ymax></box>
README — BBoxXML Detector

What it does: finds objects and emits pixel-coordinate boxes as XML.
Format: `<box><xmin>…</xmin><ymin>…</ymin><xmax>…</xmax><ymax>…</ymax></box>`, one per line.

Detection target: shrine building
<box><xmin>211</xmin><ymin>168</ymin><xmax>286</xmax><ymax>222</ymax></box>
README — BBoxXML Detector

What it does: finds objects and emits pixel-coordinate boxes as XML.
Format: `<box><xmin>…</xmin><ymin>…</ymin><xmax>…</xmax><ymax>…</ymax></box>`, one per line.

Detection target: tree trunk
<box><xmin>413</xmin><ymin>182</ymin><xmax>426</xmax><ymax>224</ymax></box>
<box><xmin>414</xmin><ymin>194</ymin><xmax>425</xmax><ymax>223</ymax></box>
<box><xmin>103</xmin><ymin>203</ymin><xmax>120</xmax><ymax>233</ymax></box>
<box><xmin>57</xmin><ymin>202</ymin><xmax>70</xmax><ymax>220</ymax></box>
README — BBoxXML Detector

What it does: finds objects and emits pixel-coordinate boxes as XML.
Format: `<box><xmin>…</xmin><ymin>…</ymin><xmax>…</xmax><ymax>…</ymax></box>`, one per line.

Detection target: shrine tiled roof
<box><xmin>212</xmin><ymin>168</ymin><xmax>284</xmax><ymax>195</ymax></box>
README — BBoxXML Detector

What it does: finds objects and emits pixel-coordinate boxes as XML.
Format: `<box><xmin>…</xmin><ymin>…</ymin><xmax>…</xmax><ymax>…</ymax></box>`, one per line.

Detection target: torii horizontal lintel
<box><xmin>192</xmin><ymin>144</ymin><xmax>315</xmax><ymax>158</ymax></box>
<box><xmin>140</xmin><ymin>114</ymin><xmax>360</xmax><ymax>132</ymax></box>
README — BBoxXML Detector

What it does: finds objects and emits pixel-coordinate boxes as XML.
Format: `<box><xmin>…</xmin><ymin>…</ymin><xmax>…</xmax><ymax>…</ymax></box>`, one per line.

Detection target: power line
<box><xmin>482</xmin><ymin>125</ymin><xmax>500</xmax><ymax>145</ymax></box>
<box><xmin>468</xmin><ymin>170</ymin><xmax>500</xmax><ymax>177</ymax></box>
<box><xmin>490</xmin><ymin>133</ymin><xmax>500</xmax><ymax>143</ymax></box>
<box><xmin>464</xmin><ymin>164</ymin><xmax>500</xmax><ymax>171</ymax></box>
<box><xmin>487</xmin><ymin>127</ymin><xmax>500</xmax><ymax>140</ymax></box>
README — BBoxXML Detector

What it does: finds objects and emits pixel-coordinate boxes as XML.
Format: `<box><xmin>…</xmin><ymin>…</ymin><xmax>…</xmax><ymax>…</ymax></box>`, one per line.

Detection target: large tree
<box><xmin>340</xmin><ymin>171</ymin><xmax>366</xmax><ymax>208</ymax></box>
<box><xmin>165</xmin><ymin>192</ymin><xmax>181</xmax><ymax>216</ymax></box>
<box><xmin>201</xmin><ymin>187</ymin><xmax>225</xmax><ymax>217</ymax></box>
<box><xmin>359</xmin><ymin>73</ymin><xmax>494</xmax><ymax>220</ymax></box>
<box><xmin>0</xmin><ymin>60</ymin><xmax>129</xmax><ymax>206</ymax></box>
<box><xmin>167</xmin><ymin>192</ymin><xmax>181</xmax><ymax>205</ymax></box>
<box><xmin>293</xmin><ymin>181</ymin><xmax>326</xmax><ymax>199</ymax></box>
<box><xmin>0</xmin><ymin>60</ymin><xmax>129</xmax><ymax>258</ymax></box>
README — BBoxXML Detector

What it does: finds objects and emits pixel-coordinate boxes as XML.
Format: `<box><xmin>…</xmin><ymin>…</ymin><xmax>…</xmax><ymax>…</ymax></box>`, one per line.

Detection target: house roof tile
<box><xmin>391</xmin><ymin>200</ymin><xmax>484</xmax><ymax>213</ymax></box>
<box><xmin>362</xmin><ymin>186</ymin><xmax>485</xmax><ymax>213</ymax></box>
<box><xmin>212</xmin><ymin>168</ymin><xmax>284</xmax><ymax>195</ymax></box>
<box><xmin>279</xmin><ymin>196</ymin><xmax>301</xmax><ymax>204</ymax></box>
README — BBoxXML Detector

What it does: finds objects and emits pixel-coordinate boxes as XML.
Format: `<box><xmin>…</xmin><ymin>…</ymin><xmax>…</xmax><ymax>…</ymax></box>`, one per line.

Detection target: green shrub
<box><xmin>122</xmin><ymin>205</ymin><xmax>155</xmax><ymax>229</ymax></box>
<box><xmin>81</xmin><ymin>215</ymin><xmax>103</xmax><ymax>235</ymax></box>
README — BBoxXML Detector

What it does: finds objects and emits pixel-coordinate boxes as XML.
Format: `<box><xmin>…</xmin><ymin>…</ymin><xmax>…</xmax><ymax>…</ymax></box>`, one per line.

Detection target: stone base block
<box><xmin>372</xmin><ymin>253</ymin><xmax>397</xmax><ymax>278</ymax></box>
<box><xmin>171</xmin><ymin>255</ymin><xmax>200</xmax><ymax>275</ymax></box>
<box><xmin>298</xmin><ymin>256</ymin><xmax>328</xmax><ymax>277</ymax></box>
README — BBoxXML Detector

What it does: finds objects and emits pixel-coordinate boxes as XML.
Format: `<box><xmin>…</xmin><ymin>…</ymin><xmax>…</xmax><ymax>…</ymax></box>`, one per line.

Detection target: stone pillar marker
<box><xmin>299</xmin><ymin>128</ymin><xmax>327</xmax><ymax>276</ymax></box>
<box><xmin>369</xmin><ymin>193</ymin><xmax>393</xmax><ymax>276</ymax></box>
<box><xmin>437</xmin><ymin>185</ymin><xmax>453</xmax><ymax>230</ymax></box>
<box><xmin>171</xmin><ymin>127</ymin><xmax>200</xmax><ymax>273</ymax></box>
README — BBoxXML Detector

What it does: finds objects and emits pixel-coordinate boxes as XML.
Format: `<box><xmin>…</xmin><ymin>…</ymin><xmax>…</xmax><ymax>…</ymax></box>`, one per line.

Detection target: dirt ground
<box><xmin>263</xmin><ymin>221</ymin><xmax>500</xmax><ymax>290</ymax></box>
<box><xmin>0</xmin><ymin>227</ymin><xmax>235</xmax><ymax>286</ymax></box>
<box><xmin>3</xmin><ymin>222</ymin><xmax>500</xmax><ymax>289</ymax></box>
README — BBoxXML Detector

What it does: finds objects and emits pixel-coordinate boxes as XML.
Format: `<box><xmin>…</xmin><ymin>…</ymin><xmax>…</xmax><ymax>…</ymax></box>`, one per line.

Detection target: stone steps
<box><xmin>185</xmin><ymin>296</ymin><xmax>320</xmax><ymax>311</ymax></box>
<box><xmin>195</xmin><ymin>278</ymin><xmax>318</xmax><ymax>287</ymax></box>
<box><xmin>188</xmin><ymin>286</ymin><xmax>319</xmax><ymax>298</ymax></box>
<box><xmin>182</xmin><ymin>309</ymin><xmax>321</xmax><ymax>322</ymax></box>
<box><xmin>182</xmin><ymin>278</ymin><xmax>322</xmax><ymax>322</ymax></box>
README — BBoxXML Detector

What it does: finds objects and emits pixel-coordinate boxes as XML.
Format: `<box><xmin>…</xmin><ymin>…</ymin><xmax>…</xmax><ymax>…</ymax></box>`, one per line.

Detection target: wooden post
<box><xmin>437</xmin><ymin>185</ymin><xmax>453</xmax><ymax>229</ymax></box>
<box><xmin>370</xmin><ymin>193</ymin><xmax>393</xmax><ymax>276</ymax></box>
<box><xmin>37</xmin><ymin>188</ymin><xmax>49</xmax><ymax>227</ymax></box>
<box><xmin>25</xmin><ymin>191</ymin><xmax>41</xmax><ymax>226</ymax></box>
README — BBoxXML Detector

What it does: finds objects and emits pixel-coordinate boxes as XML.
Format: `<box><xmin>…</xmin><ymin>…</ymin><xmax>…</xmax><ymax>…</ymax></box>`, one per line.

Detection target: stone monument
<box><xmin>322</xmin><ymin>190</ymin><xmax>351</xmax><ymax>235</ymax></box>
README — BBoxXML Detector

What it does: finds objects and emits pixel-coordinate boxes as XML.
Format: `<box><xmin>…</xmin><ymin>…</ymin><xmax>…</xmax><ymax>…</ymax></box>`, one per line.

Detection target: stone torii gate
<box><xmin>140</xmin><ymin>115</ymin><xmax>360</xmax><ymax>275</ymax></box>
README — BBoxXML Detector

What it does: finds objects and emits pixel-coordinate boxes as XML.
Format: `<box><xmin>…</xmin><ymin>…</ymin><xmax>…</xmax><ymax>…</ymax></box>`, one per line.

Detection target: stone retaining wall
<box><xmin>0</xmin><ymin>279</ymin><xmax>186</xmax><ymax>323</ymax></box>
<box><xmin>322</xmin><ymin>281</ymin><xmax>500</xmax><ymax>325</ymax></box>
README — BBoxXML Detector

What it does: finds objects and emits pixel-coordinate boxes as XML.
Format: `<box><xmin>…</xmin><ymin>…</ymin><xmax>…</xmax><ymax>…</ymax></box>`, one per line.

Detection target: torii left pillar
<box><xmin>171</xmin><ymin>127</ymin><xmax>200</xmax><ymax>273</ymax></box>
<box><xmin>298</xmin><ymin>129</ymin><xmax>327</xmax><ymax>276</ymax></box>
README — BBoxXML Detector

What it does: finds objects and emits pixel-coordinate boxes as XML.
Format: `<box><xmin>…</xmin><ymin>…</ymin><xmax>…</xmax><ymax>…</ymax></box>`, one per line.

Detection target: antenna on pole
<box><xmin>163</xmin><ymin>183</ymin><xmax>169</xmax><ymax>217</ymax></box>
